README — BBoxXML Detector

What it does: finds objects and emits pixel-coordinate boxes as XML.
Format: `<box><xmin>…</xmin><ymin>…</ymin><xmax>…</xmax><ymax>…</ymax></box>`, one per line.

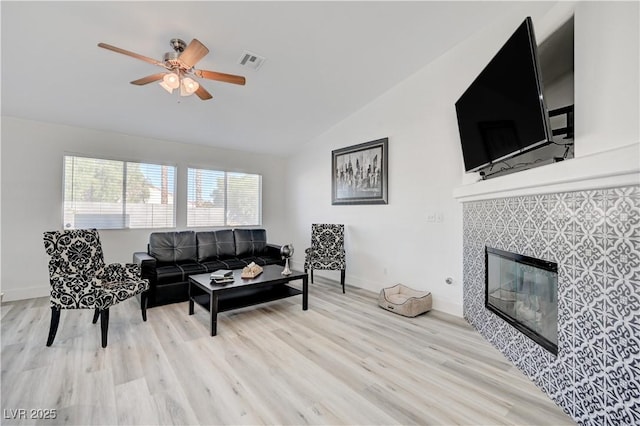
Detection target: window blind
<box><xmin>187</xmin><ymin>168</ymin><xmax>261</xmax><ymax>227</ymax></box>
<box><xmin>63</xmin><ymin>156</ymin><xmax>176</xmax><ymax>229</ymax></box>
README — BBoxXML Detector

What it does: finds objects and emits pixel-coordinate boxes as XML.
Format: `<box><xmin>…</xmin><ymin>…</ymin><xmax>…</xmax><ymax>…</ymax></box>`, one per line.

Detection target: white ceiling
<box><xmin>1</xmin><ymin>1</ymin><xmax>522</xmax><ymax>156</ymax></box>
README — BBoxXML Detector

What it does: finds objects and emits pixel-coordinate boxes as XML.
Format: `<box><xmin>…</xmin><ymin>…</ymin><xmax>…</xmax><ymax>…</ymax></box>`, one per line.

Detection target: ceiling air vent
<box><xmin>238</xmin><ymin>50</ymin><xmax>266</xmax><ymax>71</ymax></box>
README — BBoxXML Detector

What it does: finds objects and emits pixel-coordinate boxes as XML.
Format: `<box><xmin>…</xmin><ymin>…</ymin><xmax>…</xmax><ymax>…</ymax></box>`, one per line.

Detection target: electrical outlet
<box><xmin>427</xmin><ymin>212</ymin><xmax>436</xmax><ymax>222</ymax></box>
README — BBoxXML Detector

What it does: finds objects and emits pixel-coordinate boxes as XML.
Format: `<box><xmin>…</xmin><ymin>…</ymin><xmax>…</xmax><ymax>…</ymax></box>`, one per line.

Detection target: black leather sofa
<box><xmin>133</xmin><ymin>228</ymin><xmax>284</xmax><ymax>307</ymax></box>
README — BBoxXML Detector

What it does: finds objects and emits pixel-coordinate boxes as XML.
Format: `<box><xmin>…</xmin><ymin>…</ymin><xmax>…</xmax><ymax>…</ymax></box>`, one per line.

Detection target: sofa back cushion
<box><xmin>149</xmin><ymin>231</ymin><xmax>197</xmax><ymax>263</ymax></box>
<box><xmin>196</xmin><ymin>229</ymin><xmax>236</xmax><ymax>262</ymax></box>
<box><xmin>234</xmin><ymin>229</ymin><xmax>267</xmax><ymax>257</ymax></box>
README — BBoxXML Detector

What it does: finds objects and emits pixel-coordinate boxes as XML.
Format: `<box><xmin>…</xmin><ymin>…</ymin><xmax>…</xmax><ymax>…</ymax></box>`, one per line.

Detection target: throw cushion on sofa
<box><xmin>196</xmin><ymin>230</ymin><xmax>236</xmax><ymax>262</ymax></box>
<box><xmin>234</xmin><ymin>229</ymin><xmax>268</xmax><ymax>257</ymax></box>
<box><xmin>150</xmin><ymin>231</ymin><xmax>197</xmax><ymax>263</ymax></box>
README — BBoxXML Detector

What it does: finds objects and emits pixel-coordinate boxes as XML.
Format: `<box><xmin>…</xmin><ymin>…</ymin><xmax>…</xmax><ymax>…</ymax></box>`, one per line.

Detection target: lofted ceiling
<box><xmin>1</xmin><ymin>1</ymin><xmax>527</xmax><ymax>156</ymax></box>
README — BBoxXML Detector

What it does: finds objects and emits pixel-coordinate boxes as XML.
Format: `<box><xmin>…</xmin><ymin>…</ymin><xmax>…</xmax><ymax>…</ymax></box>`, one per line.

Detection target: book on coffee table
<box><xmin>211</xmin><ymin>276</ymin><xmax>234</xmax><ymax>285</ymax></box>
<box><xmin>210</xmin><ymin>269</ymin><xmax>233</xmax><ymax>280</ymax></box>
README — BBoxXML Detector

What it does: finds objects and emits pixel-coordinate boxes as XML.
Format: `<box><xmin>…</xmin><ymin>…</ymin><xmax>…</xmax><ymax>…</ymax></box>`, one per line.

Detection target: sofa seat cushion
<box><xmin>199</xmin><ymin>255</ymin><xmax>282</xmax><ymax>273</ymax></box>
<box><xmin>200</xmin><ymin>257</ymin><xmax>254</xmax><ymax>271</ymax></box>
<box><xmin>241</xmin><ymin>255</ymin><xmax>281</xmax><ymax>266</ymax></box>
<box><xmin>199</xmin><ymin>259</ymin><xmax>229</xmax><ymax>273</ymax></box>
<box><xmin>155</xmin><ymin>263</ymin><xmax>206</xmax><ymax>286</ymax></box>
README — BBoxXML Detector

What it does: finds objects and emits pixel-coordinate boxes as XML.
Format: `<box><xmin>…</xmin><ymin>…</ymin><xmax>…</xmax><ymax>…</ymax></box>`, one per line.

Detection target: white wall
<box><xmin>0</xmin><ymin>117</ymin><xmax>288</xmax><ymax>301</ymax></box>
<box><xmin>284</xmin><ymin>2</ymin><xmax>567</xmax><ymax>316</ymax></box>
<box><xmin>284</xmin><ymin>1</ymin><xmax>639</xmax><ymax>316</ymax></box>
<box><xmin>545</xmin><ymin>73</ymin><xmax>575</xmax><ymax>112</ymax></box>
<box><xmin>575</xmin><ymin>1</ymin><xmax>639</xmax><ymax>157</ymax></box>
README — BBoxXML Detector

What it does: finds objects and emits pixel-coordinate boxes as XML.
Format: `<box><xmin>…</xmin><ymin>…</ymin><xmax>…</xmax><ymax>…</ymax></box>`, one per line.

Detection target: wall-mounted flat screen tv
<box><xmin>455</xmin><ymin>17</ymin><xmax>552</xmax><ymax>173</ymax></box>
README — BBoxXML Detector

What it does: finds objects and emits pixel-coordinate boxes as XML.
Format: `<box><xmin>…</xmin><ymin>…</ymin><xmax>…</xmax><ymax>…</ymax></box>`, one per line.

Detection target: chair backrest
<box><xmin>310</xmin><ymin>224</ymin><xmax>344</xmax><ymax>257</ymax></box>
<box><xmin>43</xmin><ymin>229</ymin><xmax>106</xmax><ymax>279</ymax></box>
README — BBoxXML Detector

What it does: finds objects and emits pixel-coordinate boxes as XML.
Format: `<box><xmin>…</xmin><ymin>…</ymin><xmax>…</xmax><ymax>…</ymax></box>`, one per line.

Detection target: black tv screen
<box><xmin>455</xmin><ymin>17</ymin><xmax>552</xmax><ymax>172</ymax></box>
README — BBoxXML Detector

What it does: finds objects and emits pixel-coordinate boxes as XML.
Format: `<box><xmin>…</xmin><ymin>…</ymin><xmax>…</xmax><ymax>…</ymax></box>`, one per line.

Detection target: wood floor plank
<box><xmin>115</xmin><ymin>377</ymin><xmax>159</xmax><ymax>425</ymax></box>
<box><xmin>1</xmin><ymin>278</ymin><xmax>574</xmax><ymax>425</ymax></box>
<box><xmin>152</xmin><ymin>390</ymin><xmax>201</xmax><ymax>426</ymax></box>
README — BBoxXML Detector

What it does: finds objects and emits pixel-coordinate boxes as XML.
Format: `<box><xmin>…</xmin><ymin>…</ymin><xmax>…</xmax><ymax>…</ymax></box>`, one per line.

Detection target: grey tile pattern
<box><xmin>463</xmin><ymin>185</ymin><xmax>640</xmax><ymax>425</ymax></box>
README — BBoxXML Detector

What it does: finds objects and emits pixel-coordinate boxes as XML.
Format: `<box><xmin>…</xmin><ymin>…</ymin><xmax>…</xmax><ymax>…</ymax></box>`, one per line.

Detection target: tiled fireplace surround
<box><xmin>462</xmin><ymin>185</ymin><xmax>639</xmax><ymax>425</ymax></box>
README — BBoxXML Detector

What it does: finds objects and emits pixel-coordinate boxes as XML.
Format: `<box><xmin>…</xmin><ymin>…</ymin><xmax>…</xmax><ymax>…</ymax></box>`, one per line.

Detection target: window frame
<box><xmin>186</xmin><ymin>166</ymin><xmax>263</xmax><ymax>228</ymax></box>
<box><xmin>62</xmin><ymin>154</ymin><xmax>177</xmax><ymax>230</ymax></box>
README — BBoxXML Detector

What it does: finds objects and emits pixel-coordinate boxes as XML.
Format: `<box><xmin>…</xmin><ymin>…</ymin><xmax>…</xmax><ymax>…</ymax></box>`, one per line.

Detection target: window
<box><xmin>187</xmin><ymin>168</ymin><xmax>261</xmax><ymax>227</ymax></box>
<box><xmin>63</xmin><ymin>155</ymin><xmax>176</xmax><ymax>229</ymax></box>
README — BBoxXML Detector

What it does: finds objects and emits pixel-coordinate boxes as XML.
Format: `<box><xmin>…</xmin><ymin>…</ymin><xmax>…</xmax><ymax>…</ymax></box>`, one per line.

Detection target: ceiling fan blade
<box><xmin>98</xmin><ymin>42</ymin><xmax>166</xmax><ymax>68</ymax></box>
<box><xmin>130</xmin><ymin>73</ymin><xmax>166</xmax><ymax>85</ymax></box>
<box><xmin>179</xmin><ymin>39</ymin><xmax>209</xmax><ymax>68</ymax></box>
<box><xmin>194</xmin><ymin>69</ymin><xmax>246</xmax><ymax>86</ymax></box>
<box><xmin>195</xmin><ymin>85</ymin><xmax>213</xmax><ymax>100</ymax></box>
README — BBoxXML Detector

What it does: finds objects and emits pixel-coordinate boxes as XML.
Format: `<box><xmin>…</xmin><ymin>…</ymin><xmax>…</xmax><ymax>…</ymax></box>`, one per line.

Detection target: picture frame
<box><xmin>332</xmin><ymin>138</ymin><xmax>388</xmax><ymax>205</ymax></box>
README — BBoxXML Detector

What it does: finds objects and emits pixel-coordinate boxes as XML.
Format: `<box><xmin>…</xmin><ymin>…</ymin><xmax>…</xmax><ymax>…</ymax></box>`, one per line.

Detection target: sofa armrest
<box><xmin>133</xmin><ymin>251</ymin><xmax>157</xmax><ymax>281</ymax></box>
<box><xmin>266</xmin><ymin>243</ymin><xmax>282</xmax><ymax>258</ymax></box>
<box><xmin>133</xmin><ymin>251</ymin><xmax>155</xmax><ymax>263</ymax></box>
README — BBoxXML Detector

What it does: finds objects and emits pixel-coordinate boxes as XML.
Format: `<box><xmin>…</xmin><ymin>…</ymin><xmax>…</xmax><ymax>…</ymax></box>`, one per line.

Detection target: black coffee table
<box><xmin>188</xmin><ymin>264</ymin><xmax>308</xmax><ymax>336</ymax></box>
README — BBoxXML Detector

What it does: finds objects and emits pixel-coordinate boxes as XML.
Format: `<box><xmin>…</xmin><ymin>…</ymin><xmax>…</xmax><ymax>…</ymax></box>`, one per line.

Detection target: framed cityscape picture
<box><xmin>332</xmin><ymin>138</ymin><xmax>388</xmax><ymax>205</ymax></box>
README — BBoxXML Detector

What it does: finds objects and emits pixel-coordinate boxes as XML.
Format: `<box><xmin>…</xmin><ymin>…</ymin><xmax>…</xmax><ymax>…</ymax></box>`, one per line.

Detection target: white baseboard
<box><xmin>290</xmin><ymin>260</ymin><xmax>464</xmax><ymax>317</ymax></box>
<box><xmin>2</xmin><ymin>286</ymin><xmax>49</xmax><ymax>302</ymax></box>
<box><xmin>431</xmin><ymin>299</ymin><xmax>463</xmax><ymax>317</ymax></box>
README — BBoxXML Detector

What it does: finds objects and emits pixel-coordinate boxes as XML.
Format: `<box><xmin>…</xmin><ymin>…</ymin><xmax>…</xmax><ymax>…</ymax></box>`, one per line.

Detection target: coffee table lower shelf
<box><xmin>191</xmin><ymin>285</ymin><xmax>302</xmax><ymax>313</ymax></box>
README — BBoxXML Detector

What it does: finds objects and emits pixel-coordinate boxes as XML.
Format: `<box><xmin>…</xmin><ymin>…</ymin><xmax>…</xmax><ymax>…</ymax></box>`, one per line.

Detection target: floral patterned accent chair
<box><xmin>43</xmin><ymin>229</ymin><xmax>149</xmax><ymax>348</ymax></box>
<box><xmin>304</xmin><ymin>224</ymin><xmax>346</xmax><ymax>293</ymax></box>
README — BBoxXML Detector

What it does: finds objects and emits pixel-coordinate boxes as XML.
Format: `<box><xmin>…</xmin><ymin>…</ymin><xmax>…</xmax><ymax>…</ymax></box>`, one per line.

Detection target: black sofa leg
<box><xmin>92</xmin><ymin>308</ymin><xmax>100</xmax><ymax>324</ymax></box>
<box><xmin>46</xmin><ymin>307</ymin><xmax>61</xmax><ymax>347</ymax></box>
<box><xmin>341</xmin><ymin>270</ymin><xmax>345</xmax><ymax>294</ymax></box>
<box><xmin>100</xmin><ymin>309</ymin><xmax>110</xmax><ymax>348</ymax></box>
<box><xmin>141</xmin><ymin>291</ymin><xmax>148</xmax><ymax>322</ymax></box>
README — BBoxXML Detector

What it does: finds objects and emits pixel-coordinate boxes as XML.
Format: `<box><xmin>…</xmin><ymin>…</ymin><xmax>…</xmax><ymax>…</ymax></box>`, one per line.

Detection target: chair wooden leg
<box><xmin>92</xmin><ymin>308</ymin><xmax>100</xmax><ymax>324</ymax></box>
<box><xmin>100</xmin><ymin>309</ymin><xmax>110</xmax><ymax>348</ymax></box>
<box><xmin>141</xmin><ymin>291</ymin><xmax>148</xmax><ymax>322</ymax></box>
<box><xmin>310</xmin><ymin>269</ymin><xmax>314</xmax><ymax>284</ymax></box>
<box><xmin>46</xmin><ymin>307</ymin><xmax>61</xmax><ymax>347</ymax></box>
<box><xmin>341</xmin><ymin>270</ymin><xmax>346</xmax><ymax>294</ymax></box>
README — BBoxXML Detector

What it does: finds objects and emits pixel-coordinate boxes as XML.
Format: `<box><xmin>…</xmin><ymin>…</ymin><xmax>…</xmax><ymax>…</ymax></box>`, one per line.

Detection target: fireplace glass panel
<box><xmin>486</xmin><ymin>247</ymin><xmax>558</xmax><ymax>355</ymax></box>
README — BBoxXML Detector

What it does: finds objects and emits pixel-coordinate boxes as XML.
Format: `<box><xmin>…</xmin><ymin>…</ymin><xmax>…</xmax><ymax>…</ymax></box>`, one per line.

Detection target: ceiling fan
<box><xmin>98</xmin><ymin>38</ymin><xmax>246</xmax><ymax>100</ymax></box>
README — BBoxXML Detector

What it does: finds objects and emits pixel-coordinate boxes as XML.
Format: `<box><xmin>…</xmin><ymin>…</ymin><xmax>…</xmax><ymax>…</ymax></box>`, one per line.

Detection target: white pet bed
<box><xmin>378</xmin><ymin>284</ymin><xmax>432</xmax><ymax>317</ymax></box>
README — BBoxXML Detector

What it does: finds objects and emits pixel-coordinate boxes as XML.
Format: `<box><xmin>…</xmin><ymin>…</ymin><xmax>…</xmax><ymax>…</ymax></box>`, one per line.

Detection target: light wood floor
<box><xmin>1</xmin><ymin>278</ymin><xmax>574</xmax><ymax>425</ymax></box>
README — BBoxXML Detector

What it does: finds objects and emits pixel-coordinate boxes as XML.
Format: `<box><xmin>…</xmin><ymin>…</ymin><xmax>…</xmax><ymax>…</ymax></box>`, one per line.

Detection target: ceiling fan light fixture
<box><xmin>180</xmin><ymin>77</ymin><xmax>199</xmax><ymax>96</ymax></box>
<box><xmin>159</xmin><ymin>81</ymin><xmax>174</xmax><ymax>94</ymax></box>
<box><xmin>166</xmin><ymin>72</ymin><xmax>180</xmax><ymax>87</ymax></box>
<box><xmin>159</xmin><ymin>72</ymin><xmax>180</xmax><ymax>93</ymax></box>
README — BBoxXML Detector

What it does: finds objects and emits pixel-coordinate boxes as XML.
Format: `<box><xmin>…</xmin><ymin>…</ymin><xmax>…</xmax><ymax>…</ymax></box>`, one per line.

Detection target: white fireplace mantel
<box><xmin>453</xmin><ymin>143</ymin><xmax>639</xmax><ymax>202</ymax></box>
